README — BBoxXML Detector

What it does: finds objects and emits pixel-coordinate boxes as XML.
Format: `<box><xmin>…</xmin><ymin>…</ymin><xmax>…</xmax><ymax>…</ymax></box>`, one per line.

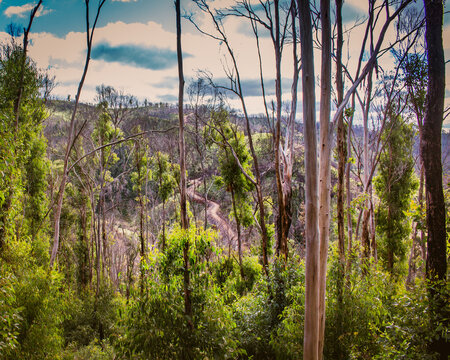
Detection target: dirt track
<box><xmin>186</xmin><ymin>178</ymin><xmax>236</xmax><ymax>248</ymax></box>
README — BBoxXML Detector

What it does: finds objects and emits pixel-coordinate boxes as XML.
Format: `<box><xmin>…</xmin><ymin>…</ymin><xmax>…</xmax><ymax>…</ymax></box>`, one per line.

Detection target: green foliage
<box><xmin>207</xmin><ymin>109</ymin><xmax>254</xmax><ymax>229</ymax></box>
<box><xmin>63</xmin><ymin>286</ymin><xmax>119</xmax><ymax>348</ymax></box>
<box><xmin>232</xmin><ymin>257</ymin><xmax>305</xmax><ymax>360</ymax></box>
<box><xmin>117</xmin><ymin>224</ymin><xmax>241</xmax><ymax>359</ymax></box>
<box><xmin>150</xmin><ymin>151</ymin><xmax>177</xmax><ymax>203</ymax></box>
<box><xmin>0</xmin><ymin>40</ymin><xmax>67</xmax><ymax>360</ymax></box>
<box><xmin>374</xmin><ymin>113</ymin><xmax>418</xmax><ymax>273</ymax></box>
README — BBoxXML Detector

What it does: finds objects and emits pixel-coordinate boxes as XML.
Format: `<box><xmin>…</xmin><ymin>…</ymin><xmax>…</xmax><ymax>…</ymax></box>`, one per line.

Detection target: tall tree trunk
<box><xmin>298</xmin><ymin>1</ymin><xmax>320</xmax><ymax>358</ymax></box>
<box><xmin>136</xmin><ymin>142</ymin><xmax>145</xmax><ymax>294</ymax></box>
<box><xmin>422</xmin><ymin>1</ymin><xmax>448</xmax><ymax>359</ymax></box>
<box><xmin>273</xmin><ymin>0</ymin><xmax>288</xmax><ymax>261</ymax></box>
<box><xmin>335</xmin><ymin>0</ymin><xmax>345</xmax><ymax>272</ymax></box>
<box><xmin>335</xmin><ymin>0</ymin><xmax>346</xmax><ymax>357</ymax></box>
<box><xmin>318</xmin><ymin>0</ymin><xmax>332</xmax><ymax>358</ymax></box>
<box><xmin>176</xmin><ymin>0</ymin><xmax>192</xmax><ymax>327</ymax></box>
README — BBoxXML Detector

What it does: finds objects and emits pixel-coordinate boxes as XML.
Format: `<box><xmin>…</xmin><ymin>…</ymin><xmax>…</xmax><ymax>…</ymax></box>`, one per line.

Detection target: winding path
<box><xmin>187</xmin><ymin>178</ymin><xmax>237</xmax><ymax>248</ymax></box>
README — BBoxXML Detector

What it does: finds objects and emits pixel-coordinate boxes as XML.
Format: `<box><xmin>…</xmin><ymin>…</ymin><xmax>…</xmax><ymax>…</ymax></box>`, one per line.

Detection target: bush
<box><xmin>116</xmin><ymin>224</ymin><xmax>241</xmax><ymax>359</ymax></box>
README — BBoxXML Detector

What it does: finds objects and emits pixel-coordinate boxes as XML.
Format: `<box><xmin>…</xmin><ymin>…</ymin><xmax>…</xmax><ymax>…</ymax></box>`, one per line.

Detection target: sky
<box><xmin>0</xmin><ymin>0</ymin><xmax>449</xmax><ymax>127</ymax></box>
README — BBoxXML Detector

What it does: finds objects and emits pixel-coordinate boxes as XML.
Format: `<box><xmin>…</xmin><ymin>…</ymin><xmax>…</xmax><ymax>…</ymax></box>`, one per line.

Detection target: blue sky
<box><xmin>0</xmin><ymin>0</ymin><xmax>449</xmax><ymax>126</ymax></box>
<box><xmin>0</xmin><ymin>0</ymin><xmax>176</xmax><ymax>36</ymax></box>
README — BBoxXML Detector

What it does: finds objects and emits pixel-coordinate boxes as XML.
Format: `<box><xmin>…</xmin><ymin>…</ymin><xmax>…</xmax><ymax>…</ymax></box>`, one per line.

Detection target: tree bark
<box><xmin>317</xmin><ymin>0</ymin><xmax>332</xmax><ymax>358</ymax></box>
<box><xmin>176</xmin><ymin>0</ymin><xmax>193</xmax><ymax>327</ymax></box>
<box><xmin>298</xmin><ymin>1</ymin><xmax>320</xmax><ymax>358</ymax></box>
<box><xmin>422</xmin><ymin>1</ymin><xmax>448</xmax><ymax>359</ymax></box>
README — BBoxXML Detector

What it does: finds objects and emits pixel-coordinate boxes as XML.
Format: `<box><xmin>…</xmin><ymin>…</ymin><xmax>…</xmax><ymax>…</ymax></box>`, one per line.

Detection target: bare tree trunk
<box><xmin>298</xmin><ymin>1</ymin><xmax>320</xmax><ymax>358</ymax></box>
<box><xmin>318</xmin><ymin>0</ymin><xmax>331</xmax><ymax>358</ymax></box>
<box><xmin>422</xmin><ymin>1</ymin><xmax>448</xmax><ymax>358</ymax></box>
<box><xmin>176</xmin><ymin>0</ymin><xmax>192</xmax><ymax>327</ymax></box>
<box><xmin>335</xmin><ymin>1</ymin><xmax>346</xmax><ymax>358</ymax></box>
<box><xmin>361</xmin><ymin>25</ymin><xmax>374</xmax><ymax>262</ymax></box>
<box><xmin>345</xmin><ymin>96</ymin><xmax>355</xmax><ymax>277</ymax></box>
<box><xmin>273</xmin><ymin>0</ymin><xmax>288</xmax><ymax>261</ymax></box>
<box><xmin>335</xmin><ymin>0</ymin><xmax>346</xmax><ymax>272</ymax></box>
<box><xmin>136</xmin><ymin>141</ymin><xmax>145</xmax><ymax>294</ymax></box>
<box><xmin>231</xmin><ymin>187</ymin><xmax>244</xmax><ymax>279</ymax></box>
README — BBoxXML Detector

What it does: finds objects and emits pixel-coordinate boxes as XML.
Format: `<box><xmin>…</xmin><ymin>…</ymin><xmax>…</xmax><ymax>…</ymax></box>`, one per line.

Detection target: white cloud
<box><xmin>4</xmin><ymin>3</ymin><xmax>52</xmax><ymax>18</ymax></box>
<box><xmin>4</xmin><ymin>4</ymin><xmax>34</xmax><ymax>17</ymax></box>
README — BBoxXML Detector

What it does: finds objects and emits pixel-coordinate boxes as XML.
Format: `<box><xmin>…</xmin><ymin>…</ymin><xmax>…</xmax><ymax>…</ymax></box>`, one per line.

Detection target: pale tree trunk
<box><xmin>50</xmin><ymin>0</ymin><xmax>107</xmax><ymax>267</ymax></box>
<box><xmin>176</xmin><ymin>0</ymin><xmax>192</xmax><ymax>327</ymax></box>
<box><xmin>422</xmin><ymin>1</ymin><xmax>448</xmax><ymax>358</ymax></box>
<box><xmin>317</xmin><ymin>0</ymin><xmax>332</xmax><ymax>358</ymax></box>
<box><xmin>298</xmin><ymin>0</ymin><xmax>320</xmax><ymax>358</ymax></box>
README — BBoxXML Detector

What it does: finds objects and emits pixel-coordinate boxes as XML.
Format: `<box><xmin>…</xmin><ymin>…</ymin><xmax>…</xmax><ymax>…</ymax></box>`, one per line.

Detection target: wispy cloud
<box><xmin>4</xmin><ymin>3</ymin><xmax>52</xmax><ymax>18</ymax></box>
<box><xmin>112</xmin><ymin>0</ymin><xmax>138</xmax><ymax>2</ymax></box>
<box><xmin>92</xmin><ymin>43</ymin><xmax>190</xmax><ymax>70</ymax></box>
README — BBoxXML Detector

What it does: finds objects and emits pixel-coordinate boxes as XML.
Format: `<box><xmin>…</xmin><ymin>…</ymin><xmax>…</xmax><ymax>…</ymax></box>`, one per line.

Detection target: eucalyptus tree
<box><xmin>298</xmin><ymin>0</ymin><xmax>415</xmax><ymax>358</ymax></box>
<box><xmin>374</xmin><ymin>112</ymin><xmax>417</xmax><ymax>274</ymax></box>
<box><xmin>207</xmin><ymin>109</ymin><xmax>254</xmax><ymax>278</ymax></box>
<box><xmin>150</xmin><ymin>151</ymin><xmax>177</xmax><ymax>250</ymax></box>
<box><xmin>175</xmin><ymin>0</ymin><xmax>193</xmax><ymax>326</ymax></box>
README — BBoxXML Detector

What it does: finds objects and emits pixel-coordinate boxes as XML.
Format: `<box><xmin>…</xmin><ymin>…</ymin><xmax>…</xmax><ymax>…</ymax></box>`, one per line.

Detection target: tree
<box><xmin>297</xmin><ymin>1</ymin><xmax>320</xmax><ymax>358</ymax></box>
<box><xmin>374</xmin><ymin>113</ymin><xmax>417</xmax><ymax>274</ymax></box>
<box><xmin>422</xmin><ymin>1</ymin><xmax>448</xmax><ymax>358</ymax></box>
<box><xmin>150</xmin><ymin>151</ymin><xmax>177</xmax><ymax>250</ymax></box>
<box><xmin>207</xmin><ymin>109</ymin><xmax>254</xmax><ymax>278</ymax></box>
<box><xmin>91</xmin><ymin>102</ymin><xmax>123</xmax><ymax>292</ymax></box>
<box><xmin>175</xmin><ymin>0</ymin><xmax>192</xmax><ymax>327</ymax></box>
<box><xmin>131</xmin><ymin>135</ymin><xmax>149</xmax><ymax>293</ymax></box>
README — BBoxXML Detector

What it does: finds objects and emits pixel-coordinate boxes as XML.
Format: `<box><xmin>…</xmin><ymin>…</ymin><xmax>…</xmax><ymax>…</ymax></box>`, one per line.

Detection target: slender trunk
<box><xmin>298</xmin><ymin>1</ymin><xmax>320</xmax><ymax>358</ymax></box>
<box><xmin>162</xmin><ymin>200</ymin><xmax>166</xmax><ymax>251</ymax></box>
<box><xmin>345</xmin><ymin>96</ymin><xmax>355</xmax><ymax>276</ymax></box>
<box><xmin>273</xmin><ymin>0</ymin><xmax>288</xmax><ymax>261</ymax></box>
<box><xmin>419</xmin><ymin>165</ymin><xmax>426</xmax><ymax>269</ymax></box>
<box><xmin>422</xmin><ymin>1</ymin><xmax>448</xmax><ymax>359</ymax></box>
<box><xmin>231</xmin><ymin>187</ymin><xmax>244</xmax><ymax>279</ymax></box>
<box><xmin>176</xmin><ymin>0</ymin><xmax>192</xmax><ymax>327</ymax></box>
<box><xmin>318</xmin><ymin>1</ymin><xmax>331</xmax><ymax>358</ymax></box>
<box><xmin>335</xmin><ymin>1</ymin><xmax>346</xmax><ymax>358</ymax></box>
<box><xmin>137</xmin><ymin>143</ymin><xmax>145</xmax><ymax>294</ymax></box>
<box><xmin>96</xmin><ymin>198</ymin><xmax>101</xmax><ymax>295</ymax></box>
<box><xmin>335</xmin><ymin>0</ymin><xmax>345</xmax><ymax>270</ymax></box>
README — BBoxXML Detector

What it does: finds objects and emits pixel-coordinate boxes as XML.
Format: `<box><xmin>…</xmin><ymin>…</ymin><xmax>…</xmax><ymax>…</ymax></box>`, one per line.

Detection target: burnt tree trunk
<box><xmin>422</xmin><ymin>1</ymin><xmax>448</xmax><ymax>359</ymax></box>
